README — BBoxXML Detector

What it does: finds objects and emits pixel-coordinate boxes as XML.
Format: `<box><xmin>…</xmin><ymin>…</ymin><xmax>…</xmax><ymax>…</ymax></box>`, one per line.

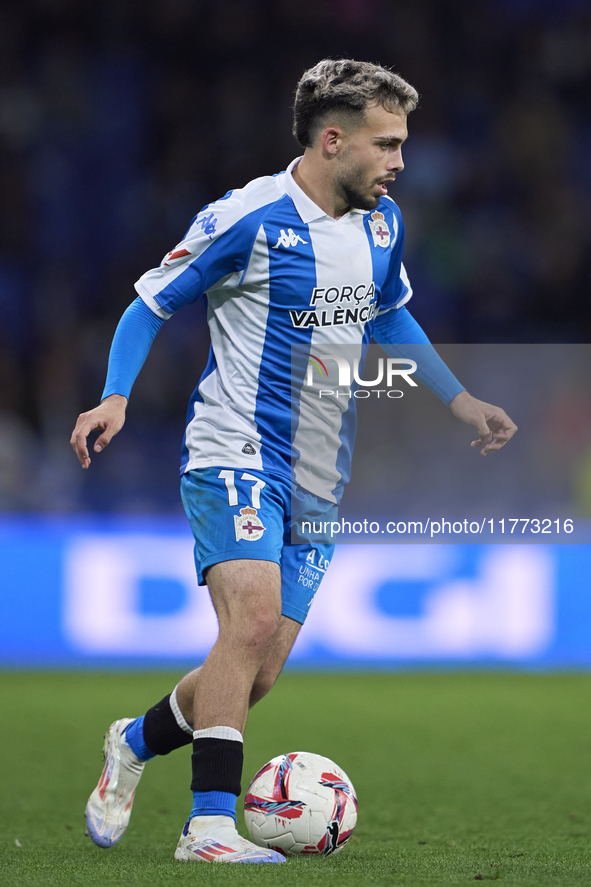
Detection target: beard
<box><xmin>335</xmin><ymin>165</ymin><xmax>382</xmax><ymax>212</ymax></box>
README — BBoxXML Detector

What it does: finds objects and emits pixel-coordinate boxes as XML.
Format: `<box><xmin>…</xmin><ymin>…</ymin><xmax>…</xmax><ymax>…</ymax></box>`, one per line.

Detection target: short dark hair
<box><xmin>293</xmin><ymin>59</ymin><xmax>418</xmax><ymax>148</ymax></box>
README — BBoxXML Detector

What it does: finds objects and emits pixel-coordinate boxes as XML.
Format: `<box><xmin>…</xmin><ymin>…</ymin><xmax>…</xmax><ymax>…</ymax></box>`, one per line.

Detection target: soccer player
<box><xmin>70</xmin><ymin>59</ymin><xmax>517</xmax><ymax>864</ymax></box>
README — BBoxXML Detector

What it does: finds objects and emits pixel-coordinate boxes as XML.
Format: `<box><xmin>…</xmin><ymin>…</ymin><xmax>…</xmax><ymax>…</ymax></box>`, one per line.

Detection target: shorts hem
<box><xmin>280</xmin><ymin>603</ymin><xmax>308</xmax><ymax>625</ymax></box>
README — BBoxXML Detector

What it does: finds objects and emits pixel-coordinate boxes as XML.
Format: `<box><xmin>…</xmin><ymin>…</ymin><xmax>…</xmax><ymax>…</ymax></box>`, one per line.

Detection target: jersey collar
<box><xmin>284</xmin><ymin>157</ymin><xmax>327</xmax><ymax>223</ymax></box>
<box><xmin>284</xmin><ymin>157</ymin><xmax>370</xmax><ymax>223</ymax></box>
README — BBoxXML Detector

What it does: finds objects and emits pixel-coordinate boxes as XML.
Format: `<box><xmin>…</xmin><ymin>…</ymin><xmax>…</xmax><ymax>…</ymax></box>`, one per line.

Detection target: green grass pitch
<box><xmin>1</xmin><ymin>671</ymin><xmax>590</xmax><ymax>886</ymax></box>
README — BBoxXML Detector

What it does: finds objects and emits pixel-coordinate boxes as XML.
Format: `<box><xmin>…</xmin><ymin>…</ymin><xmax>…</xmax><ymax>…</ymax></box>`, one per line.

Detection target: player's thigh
<box><xmin>206</xmin><ymin>558</ymin><xmax>282</xmax><ymax>638</ymax></box>
<box><xmin>181</xmin><ymin>467</ymin><xmax>286</xmax><ymax>634</ymax></box>
<box><xmin>181</xmin><ymin>466</ymin><xmax>285</xmax><ymax>580</ymax></box>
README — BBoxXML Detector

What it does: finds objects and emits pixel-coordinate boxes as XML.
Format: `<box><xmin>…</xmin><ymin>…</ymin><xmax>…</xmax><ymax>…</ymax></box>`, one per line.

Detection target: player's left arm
<box><xmin>373</xmin><ymin>305</ymin><xmax>517</xmax><ymax>456</ymax></box>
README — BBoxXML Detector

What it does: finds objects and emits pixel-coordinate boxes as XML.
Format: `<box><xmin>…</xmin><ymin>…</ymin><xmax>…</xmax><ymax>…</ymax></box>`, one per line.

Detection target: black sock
<box><xmin>142</xmin><ymin>693</ymin><xmax>193</xmax><ymax>756</ymax></box>
<box><xmin>191</xmin><ymin>737</ymin><xmax>244</xmax><ymax>795</ymax></box>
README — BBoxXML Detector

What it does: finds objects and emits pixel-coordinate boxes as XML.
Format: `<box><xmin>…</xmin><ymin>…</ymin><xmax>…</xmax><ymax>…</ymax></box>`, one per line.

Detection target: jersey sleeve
<box><xmin>134</xmin><ymin>193</ymin><xmax>265</xmax><ymax>319</ymax></box>
<box><xmin>377</xmin><ymin>261</ymin><xmax>413</xmax><ymax>315</ymax></box>
<box><xmin>377</xmin><ymin>200</ymin><xmax>413</xmax><ymax>315</ymax></box>
<box><xmin>373</xmin><ymin>305</ymin><xmax>465</xmax><ymax>405</ymax></box>
<box><xmin>101</xmin><ymin>297</ymin><xmax>165</xmax><ymax>401</ymax></box>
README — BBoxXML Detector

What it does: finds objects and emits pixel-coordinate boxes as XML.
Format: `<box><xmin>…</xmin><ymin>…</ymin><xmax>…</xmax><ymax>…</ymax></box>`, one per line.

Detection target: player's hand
<box><xmin>70</xmin><ymin>394</ymin><xmax>128</xmax><ymax>469</ymax></box>
<box><xmin>449</xmin><ymin>390</ymin><xmax>517</xmax><ymax>456</ymax></box>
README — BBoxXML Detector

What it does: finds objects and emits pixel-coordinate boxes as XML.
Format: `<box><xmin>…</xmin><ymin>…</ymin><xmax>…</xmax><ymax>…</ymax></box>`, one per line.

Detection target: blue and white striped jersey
<box><xmin>135</xmin><ymin>158</ymin><xmax>412</xmax><ymax>503</ymax></box>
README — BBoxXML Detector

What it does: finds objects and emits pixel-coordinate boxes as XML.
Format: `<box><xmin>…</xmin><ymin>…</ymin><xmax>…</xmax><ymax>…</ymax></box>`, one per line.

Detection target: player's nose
<box><xmin>388</xmin><ymin>149</ymin><xmax>404</xmax><ymax>172</ymax></box>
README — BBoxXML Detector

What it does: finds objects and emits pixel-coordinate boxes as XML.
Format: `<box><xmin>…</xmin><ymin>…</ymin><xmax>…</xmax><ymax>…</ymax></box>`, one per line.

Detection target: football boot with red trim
<box><xmin>174</xmin><ymin>815</ymin><xmax>285</xmax><ymax>864</ymax></box>
<box><xmin>85</xmin><ymin>718</ymin><xmax>144</xmax><ymax>848</ymax></box>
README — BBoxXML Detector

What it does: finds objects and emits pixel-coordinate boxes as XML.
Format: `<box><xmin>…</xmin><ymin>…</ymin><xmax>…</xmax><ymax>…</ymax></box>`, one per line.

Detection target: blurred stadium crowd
<box><xmin>1</xmin><ymin>0</ymin><xmax>590</xmax><ymax>512</ymax></box>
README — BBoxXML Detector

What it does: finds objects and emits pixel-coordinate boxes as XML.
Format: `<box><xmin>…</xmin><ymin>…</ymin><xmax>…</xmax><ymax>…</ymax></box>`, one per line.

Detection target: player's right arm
<box><xmin>70</xmin><ymin>297</ymin><xmax>165</xmax><ymax>469</ymax></box>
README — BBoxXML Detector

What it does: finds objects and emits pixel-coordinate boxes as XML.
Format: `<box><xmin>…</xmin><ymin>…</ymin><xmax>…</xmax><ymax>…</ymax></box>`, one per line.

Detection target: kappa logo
<box><xmin>234</xmin><ymin>506</ymin><xmax>266</xmax><ymax>542</ymax></box>
<box><xmin>195</xmin><ymin>211</ymin><xmax>217</xmax><ymax>239</ymax></box>
<box><xmin>273</xmin><ymin>228</ymin><xmax>308</xmax><ymax>249</ymax></box>
<box><xmin>368</xmin><ymin>211</ymin><xmax>391</xmax><ymax>248</ymax></box>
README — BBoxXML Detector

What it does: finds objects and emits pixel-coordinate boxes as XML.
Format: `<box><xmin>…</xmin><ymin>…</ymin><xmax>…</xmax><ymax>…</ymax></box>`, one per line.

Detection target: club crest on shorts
<box><xmin>368</xmin><ymin>211</ymin><xmax>391</xmax><ymax>248</ymax></box>
<box><xmin>234</xmin><ymin>506</ymin><xmax>266</xmax><ymax>542</ymax></box>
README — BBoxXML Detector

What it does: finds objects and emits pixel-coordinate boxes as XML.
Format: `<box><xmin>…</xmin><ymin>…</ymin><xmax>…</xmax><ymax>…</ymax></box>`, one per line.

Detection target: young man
<box><xmin>70</xmin><ymin>59</ymin><xmax>517</xmax><ymax>864</ymax></box>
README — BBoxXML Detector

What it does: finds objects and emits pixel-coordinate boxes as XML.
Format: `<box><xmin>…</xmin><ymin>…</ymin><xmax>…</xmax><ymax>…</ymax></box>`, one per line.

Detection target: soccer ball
<box><xmin>244</xmin><ymin>751</ymin><xmax>357</xmax><ymax>856</ymax></box>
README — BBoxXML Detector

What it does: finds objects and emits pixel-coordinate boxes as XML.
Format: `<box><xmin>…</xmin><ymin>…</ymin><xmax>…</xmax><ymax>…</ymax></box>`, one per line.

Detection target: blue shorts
<box><xmin>180</xmin><ymin>468</ymin><xmax>335</xmax><ymax>624</ymax></box>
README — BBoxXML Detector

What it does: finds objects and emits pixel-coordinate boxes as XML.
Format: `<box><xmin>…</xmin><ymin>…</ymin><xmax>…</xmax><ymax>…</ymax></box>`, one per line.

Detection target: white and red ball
<box><xmin>244</xmin><ymin>751</ymin><xmax>357</xmax><ymax>857</ymax></box>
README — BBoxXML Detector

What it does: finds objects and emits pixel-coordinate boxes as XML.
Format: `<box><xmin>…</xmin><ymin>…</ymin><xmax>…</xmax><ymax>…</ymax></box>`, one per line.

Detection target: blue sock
<box><xmin>189</xmin><ymin>790</ymin><xmax>237</xmax><ymax>823</ymax></box>
<box><xmin>123</xmin><ymin>717</ymin><xmax>156</xmax><ymax>762</ymax></box>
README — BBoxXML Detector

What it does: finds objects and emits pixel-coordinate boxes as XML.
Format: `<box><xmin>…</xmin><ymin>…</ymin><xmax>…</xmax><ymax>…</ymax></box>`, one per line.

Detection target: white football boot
<box><xmin>85</xmin><ymin>718</ymin><xmax>145</xmax><ymax>848</ymax></box>
<box><xmin>174</xmin><ymin>815</ymin><xmax>286</xmax><ymax>864</ymax></box>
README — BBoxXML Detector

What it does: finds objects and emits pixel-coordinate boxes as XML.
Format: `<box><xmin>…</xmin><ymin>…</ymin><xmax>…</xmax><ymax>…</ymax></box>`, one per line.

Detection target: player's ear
<box><xmin>320</xmin><ymin>126</ymin><xmax>343</xmax><ymax>156</ymax></box>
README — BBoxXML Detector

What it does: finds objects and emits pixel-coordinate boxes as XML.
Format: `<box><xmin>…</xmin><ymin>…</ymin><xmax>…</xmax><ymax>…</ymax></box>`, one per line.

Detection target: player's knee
<box><xmin>232</xmin><ymin>608</ymin><xmax>282</xmax><ymax>655</ymax></box>
<box><xmin>250</xmin><ymin>609</ymin><xmax>282</xmax><ymax>647</ymax></box>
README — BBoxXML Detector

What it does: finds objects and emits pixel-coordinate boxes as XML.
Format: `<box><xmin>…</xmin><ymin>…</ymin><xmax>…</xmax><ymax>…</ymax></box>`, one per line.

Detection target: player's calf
<box><xmin>142</xmin><ymin>690</ymin><xmax>193</xmax><ymax>754</ymax></box>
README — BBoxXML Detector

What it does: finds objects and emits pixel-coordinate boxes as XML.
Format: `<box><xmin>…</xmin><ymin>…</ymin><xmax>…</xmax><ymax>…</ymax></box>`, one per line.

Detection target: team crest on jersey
<box><xmin>368</xmin><ymin>211</ymin><xmax>391</xmax><ymax>248</ymax></box>
<box><xmin>234</xmin><ymin>507</ymin><xmax>266</xmax><ymax>542</ymax></box>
